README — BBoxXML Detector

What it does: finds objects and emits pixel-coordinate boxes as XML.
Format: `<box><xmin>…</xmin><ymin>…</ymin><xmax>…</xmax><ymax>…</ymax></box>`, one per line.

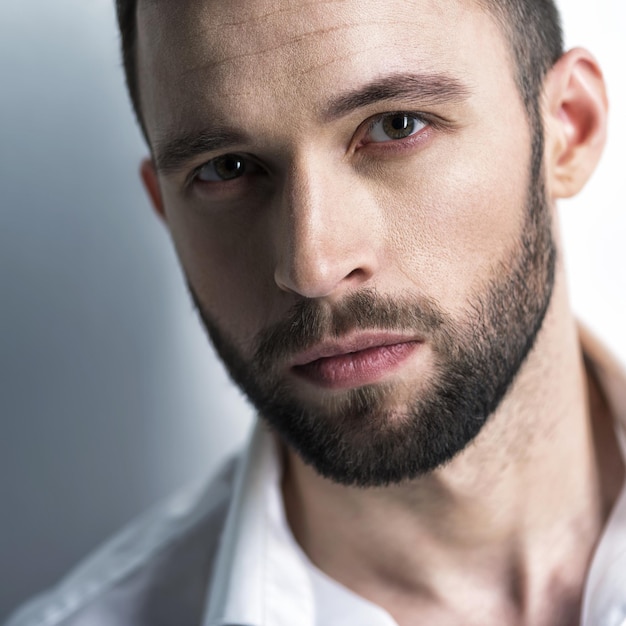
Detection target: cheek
<box><xmin>164</xmin><ymin>199</ymin><xmax>277</xmax><ymax>342</ymax></box>
<box><xmin>377</xmin><ymin>133</ymin><xmax>532</xmax><ymax>308</ymax></box>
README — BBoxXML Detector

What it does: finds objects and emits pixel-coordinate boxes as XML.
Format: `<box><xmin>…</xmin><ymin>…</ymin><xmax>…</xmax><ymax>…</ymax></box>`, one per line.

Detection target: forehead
<box><xmin>136</xmin><ymin>0</ymin><xmax>514</xmax><ymax>142</ymax></box>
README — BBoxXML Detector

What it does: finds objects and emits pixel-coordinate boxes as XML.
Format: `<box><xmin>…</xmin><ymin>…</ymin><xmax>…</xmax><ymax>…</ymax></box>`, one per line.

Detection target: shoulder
<box><xmin>4</xmin><ymin>457</ymin><xmax>239</xmax><ymax>626</ymax></box>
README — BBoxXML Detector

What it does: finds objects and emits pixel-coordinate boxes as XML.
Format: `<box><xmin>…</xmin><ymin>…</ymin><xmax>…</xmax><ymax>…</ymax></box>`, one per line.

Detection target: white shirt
<box><xmin>6</xmin><ymin>327</ymin><xmax>626</xmax><ymax>626</ymax></box>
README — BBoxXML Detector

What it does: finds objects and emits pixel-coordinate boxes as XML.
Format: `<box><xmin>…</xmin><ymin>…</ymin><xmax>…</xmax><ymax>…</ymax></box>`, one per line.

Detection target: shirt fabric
<box><xmin>6</xmin><ymin>327</ymin><xmax>626</xmax><ymax>626</ymax></box>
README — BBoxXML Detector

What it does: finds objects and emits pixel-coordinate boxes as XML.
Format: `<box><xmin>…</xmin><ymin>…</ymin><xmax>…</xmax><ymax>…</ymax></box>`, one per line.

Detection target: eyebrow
<box><xmin>322</xmin><ymin>72</ymin><xmax>471</xmax><ymax>122</ymax></box>
<box><xmin>153</xmin><ymin>128</ymin><xmax>247</xmax><ymax>175</ymax></box>
<box><xmin>153</xmin><ymin>72</ymin><xmax>471</xmax><ymax>176</ymax></box>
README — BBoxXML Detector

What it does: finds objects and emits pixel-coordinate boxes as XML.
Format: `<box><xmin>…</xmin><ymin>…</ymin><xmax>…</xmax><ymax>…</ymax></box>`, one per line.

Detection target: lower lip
<box><xmin>292</xmin><ymin>341</ymin><xmax>421</xmax><ymax>389</ymax></box>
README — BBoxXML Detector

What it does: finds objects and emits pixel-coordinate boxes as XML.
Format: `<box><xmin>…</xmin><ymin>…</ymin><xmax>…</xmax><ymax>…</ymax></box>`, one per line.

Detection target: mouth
<box><xmin>290</xmin><ymin>333</ymin><xmax>422</xmax><ymax>390</ymax></box>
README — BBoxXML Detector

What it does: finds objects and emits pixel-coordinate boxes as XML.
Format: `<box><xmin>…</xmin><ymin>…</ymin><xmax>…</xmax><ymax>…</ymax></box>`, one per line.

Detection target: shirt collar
<box><xmin>579</xmin><ymin>325</ymin><xmax>626</xmax><ymax>625</ymax></box>
<box><xmin>201</xmin><ymin>420</ymin><xmax>395</xmax><ymax>626</ymax></box>
<box><xmin>201</xmin><ymin>420</ymin><xmax>316</xmax><ymax>626</ymax></box>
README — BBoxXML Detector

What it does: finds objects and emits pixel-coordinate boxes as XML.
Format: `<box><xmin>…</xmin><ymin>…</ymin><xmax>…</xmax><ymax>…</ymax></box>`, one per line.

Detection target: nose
<box><xmin>273</xmin><ymin>156</ymin><xmax>382</xmax><ymax>300</ymax></box>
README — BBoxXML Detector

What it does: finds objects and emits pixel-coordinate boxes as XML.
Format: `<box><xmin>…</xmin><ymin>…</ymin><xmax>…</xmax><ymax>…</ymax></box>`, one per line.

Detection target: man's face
<box><xmin>137</xmin><ymin>0</ymin><xmax>555</xmax><ymax>485</ymax></box>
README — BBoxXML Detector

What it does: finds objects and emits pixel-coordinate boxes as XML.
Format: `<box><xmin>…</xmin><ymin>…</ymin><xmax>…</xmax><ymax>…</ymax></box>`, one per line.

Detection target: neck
<box><xmin>282</xmin><ymin>269</ymin><xmax>621</xmax><ymax>625</ymax></box>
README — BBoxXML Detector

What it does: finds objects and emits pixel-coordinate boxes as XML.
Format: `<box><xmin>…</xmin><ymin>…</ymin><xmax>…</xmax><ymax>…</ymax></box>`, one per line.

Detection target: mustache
<box><xmin>252</xmin><ymin>289</ymin><xmax>447</xmax><ymax>370</ymax></box>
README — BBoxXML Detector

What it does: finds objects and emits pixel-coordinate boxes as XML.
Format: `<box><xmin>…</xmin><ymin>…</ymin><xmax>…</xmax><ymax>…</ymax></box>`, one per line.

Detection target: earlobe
<box><xmin>140</xmin><ymin>158</ymin><xmax>167</xmax><ymax>222</ymax></box>
<box><xmin>543</xmin><ymin>48</ymin><xmax>608</xmax><ymax>199</ymax></box>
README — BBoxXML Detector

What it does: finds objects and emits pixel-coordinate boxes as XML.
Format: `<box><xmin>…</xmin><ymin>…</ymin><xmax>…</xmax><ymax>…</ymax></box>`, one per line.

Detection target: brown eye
<box><xmin>197</xmin><ymin>155</ymin><xmax>246</xmax><ymax>182</ymax></box>
<box><xmin>368</xmin><ymin>113</ymin><xmax>426</xmax><ymax>142</ymax></box>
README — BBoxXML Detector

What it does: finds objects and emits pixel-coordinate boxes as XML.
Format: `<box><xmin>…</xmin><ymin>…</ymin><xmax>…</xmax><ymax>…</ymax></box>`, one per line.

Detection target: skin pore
<box><xmin>135</xmin><ymin>0</ymin><xmax>616</xmax><ymax>623</ymax></box>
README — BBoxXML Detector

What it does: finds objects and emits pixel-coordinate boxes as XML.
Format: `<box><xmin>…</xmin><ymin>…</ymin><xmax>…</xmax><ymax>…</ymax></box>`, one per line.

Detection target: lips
<box><xmin>290</xmin><ymin>333</ymin><xmax>422</xmax><ymax>389</ymax></box>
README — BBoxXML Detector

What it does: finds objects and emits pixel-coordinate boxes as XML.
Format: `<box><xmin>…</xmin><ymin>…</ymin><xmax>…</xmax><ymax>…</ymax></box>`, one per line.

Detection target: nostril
<box><xmin>346</xmin><ymin>268</ymin><xmax>364</xmax><ymax>280</ymax></box>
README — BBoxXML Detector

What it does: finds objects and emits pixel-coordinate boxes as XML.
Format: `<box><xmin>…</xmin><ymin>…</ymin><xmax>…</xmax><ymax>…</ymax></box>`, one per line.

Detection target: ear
<box><xmin>542</xmin><ymin>48</ymin><xmax>608</xmax><ymax>199</ymax></box>
<box><xmin>140</xmin><ymin>158</ymin><xmax>167</xmax><ymax>223</ymax></box>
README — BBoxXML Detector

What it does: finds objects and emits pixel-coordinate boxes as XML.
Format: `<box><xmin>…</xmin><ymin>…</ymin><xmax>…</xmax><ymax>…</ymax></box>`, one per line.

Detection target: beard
<box><xmin>188</xmin><ymin>148</ymin><xmax>556</xmax><ymax>487</ymax></box>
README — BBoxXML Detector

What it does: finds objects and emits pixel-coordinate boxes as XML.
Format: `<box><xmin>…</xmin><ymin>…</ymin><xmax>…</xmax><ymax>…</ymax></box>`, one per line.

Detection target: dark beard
<box><xmin>189</xmin><ymin>156</ymin><xmax>556</xmax><ymax>487</ymax></box>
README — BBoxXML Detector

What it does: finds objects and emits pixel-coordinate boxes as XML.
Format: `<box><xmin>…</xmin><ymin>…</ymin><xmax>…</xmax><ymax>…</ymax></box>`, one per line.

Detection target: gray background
<box><xmin>1</xmin><ymin>0</ymin><xmax>624</xmax><ymax>620</ymax></box>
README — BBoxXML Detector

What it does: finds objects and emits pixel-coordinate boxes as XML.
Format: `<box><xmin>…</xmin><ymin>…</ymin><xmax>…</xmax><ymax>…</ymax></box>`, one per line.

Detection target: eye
<box><xmin>196</xmin><ymin>154</ymin><xmax>248</xmax><ymax>182</ymax></box>
<box><xmin>366</xmin><ymin>113</ymin><xmax>427</xmax><ymax>143</ymax></box>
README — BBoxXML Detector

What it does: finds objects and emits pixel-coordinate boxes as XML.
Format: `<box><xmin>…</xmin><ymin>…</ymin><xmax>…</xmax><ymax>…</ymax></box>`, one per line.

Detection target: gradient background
<box><xmin>1</xmin><ymin>0</ymin><xmax>624</xmax><ymax>619</ymax></box>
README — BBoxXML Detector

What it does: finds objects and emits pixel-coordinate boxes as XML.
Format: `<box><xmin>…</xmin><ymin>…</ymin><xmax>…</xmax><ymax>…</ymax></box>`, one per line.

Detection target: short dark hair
<box><xmin>116</xmin><ymin>0</ymin><xmax>563</xmax><ymax>143</ymax></box>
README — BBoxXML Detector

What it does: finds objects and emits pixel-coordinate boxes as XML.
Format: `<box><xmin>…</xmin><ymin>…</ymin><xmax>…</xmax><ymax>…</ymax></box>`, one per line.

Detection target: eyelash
<box><xmin>188</xmin><ymin>155</ymin><xmax>260</xmax><ymax>187</ymax></box>
<box><xmin>187</xmin><ymin>110</ymin><xmax>434</xmax><ymax>190</ymax></box>
<box><xmin>358</xmin><ymin>111</ymin><xmax>433</xmax><ymax>151</ymax></box>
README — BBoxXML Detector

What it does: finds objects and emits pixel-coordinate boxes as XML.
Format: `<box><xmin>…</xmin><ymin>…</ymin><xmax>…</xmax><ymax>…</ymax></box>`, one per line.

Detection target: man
<box><xmin>6</xmin><ymin>0</ymin><xmax>625</xmax><ymax>624</ymax></box>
